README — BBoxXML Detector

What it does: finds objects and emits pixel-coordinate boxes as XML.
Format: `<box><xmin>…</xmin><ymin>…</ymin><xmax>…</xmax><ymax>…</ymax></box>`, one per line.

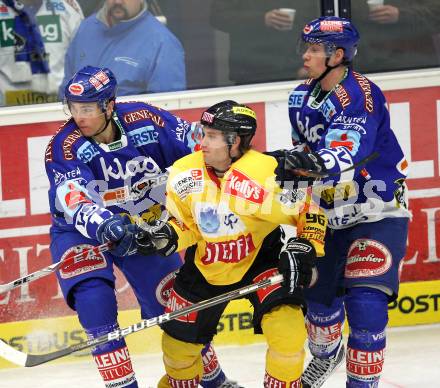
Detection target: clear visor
<box><xmin>63</xmin><ymin>100</ymin><xmax>105</xmax><ymax>119</ymax></box>
<box><xmin>192</xmin><ymin>122</ymin><xmax>204</xmax><ymax>142</ymax></box>
<box><xmin>199</xmin><ymin>122</ymin><xmax>237</xmax><ymax>146</ymax></box>
<box><xmin>297</xmin><ymin>40</ymin><xmax>335</xmax><ymax>58</ymax></box>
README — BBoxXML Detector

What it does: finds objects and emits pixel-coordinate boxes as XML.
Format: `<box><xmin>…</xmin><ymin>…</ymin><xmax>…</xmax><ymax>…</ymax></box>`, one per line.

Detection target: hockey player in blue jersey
<box><xmin>266</xmin><ymin>17</ymin><xmax>410</xmax><ymax>388</ymax></box>
<box><xmin>45</xmin><ymin>65</ymin><xmax>240</xmax><ymax>388</ymax></box>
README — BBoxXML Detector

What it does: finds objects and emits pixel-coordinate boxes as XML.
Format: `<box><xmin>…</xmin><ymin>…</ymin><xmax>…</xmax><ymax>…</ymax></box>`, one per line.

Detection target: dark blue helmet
<box><xmin>64</xmin><ymin>66</ymin><xmax>117</xmax><ymax>111</ymax></box>
<box><xmin>302</xmin><ymin>17</ymin><xmax>360</xmax><ymax>62</ymax></box>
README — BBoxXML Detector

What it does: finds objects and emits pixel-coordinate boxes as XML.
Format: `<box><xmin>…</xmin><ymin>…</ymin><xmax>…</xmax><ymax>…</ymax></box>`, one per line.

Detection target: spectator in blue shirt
<box><xmin>60</xmin><ymin>0</ymin><xmax>186</xmax><ymax>98</ymax></box>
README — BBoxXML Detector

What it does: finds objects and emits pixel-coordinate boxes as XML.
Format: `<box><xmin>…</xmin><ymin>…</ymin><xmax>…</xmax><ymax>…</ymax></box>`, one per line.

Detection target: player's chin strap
<box><xmin>92</xmin><ymin>111</ymin><xmax>113</xmax><ymax>138</ymax></box>
<box><xmin>316</xmin><ymin>59</ymin><xmax>342</xmax><ymax>82</ymax></box>
<box><xmin>91</xmin><ymin>99</ymin><xmax>117</xmax><ymax>139</ymax></box>
<box><xmin>224</xmin><ymin>132</ymin><xmax>242</xmax><ymax>171</ymax></box>
<box><xmin>211</xmin><ymin>144</ymin><xmax>240</xmax><ymax>176</ymax></box>
<box><xmin>212</xmin><ymin>153</ymin><xmax>240</xmax><ymax>176</ymax></box>
<box><xmin>0</xmin><ymin>273</ymin><xmax>284</xmax><ymax>367</ymax></box>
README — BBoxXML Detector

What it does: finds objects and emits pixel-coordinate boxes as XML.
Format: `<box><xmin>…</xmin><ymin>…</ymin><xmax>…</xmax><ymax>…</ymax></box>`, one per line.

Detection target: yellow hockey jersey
<box><xmin>166</xmin><ymin>149</ymin><xmax>326</xmax><ymax>285</ymax></box>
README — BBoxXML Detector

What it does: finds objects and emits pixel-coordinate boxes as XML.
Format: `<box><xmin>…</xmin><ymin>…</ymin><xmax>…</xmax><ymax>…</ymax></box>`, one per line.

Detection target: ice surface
<box><xmin>0</xmin><ymin>324</ymin><xmax>439</xmax><ymax>387</ymax></box>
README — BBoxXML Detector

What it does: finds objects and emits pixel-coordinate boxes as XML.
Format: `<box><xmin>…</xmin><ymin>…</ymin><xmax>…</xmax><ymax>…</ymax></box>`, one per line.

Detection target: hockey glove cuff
<box><xmin>278</xmin><ymin>237</ymin><xmax>317</xmax><ymax>294</ymax></box>
<box><xmin>136</xmin><ymin>221</ymin><xmax>179</xmax><ymax>257</ymax></box>
<box><xmin>265</xmin><ymin>149</ymin><xmax>326</xmax><ymax>187</ymax></box>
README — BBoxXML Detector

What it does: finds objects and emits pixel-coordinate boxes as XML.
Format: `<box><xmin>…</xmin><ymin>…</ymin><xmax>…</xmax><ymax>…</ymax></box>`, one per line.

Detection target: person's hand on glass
<box><xmin>264</xmin><ymin>9</ymin><xmax>293</xmax><ymax>31</ymax></box>
<box><xmin>369</xmin><ymin>5</ymin><xmax>399</xmax><ymax>24</ymax></box>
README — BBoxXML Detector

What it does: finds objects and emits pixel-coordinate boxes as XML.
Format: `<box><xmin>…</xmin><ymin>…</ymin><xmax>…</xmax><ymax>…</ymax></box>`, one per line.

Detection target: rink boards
<box><xmin>0</xmin><ymin>279</ymin><xmax>439</xmax><ymax>369</ymax></box>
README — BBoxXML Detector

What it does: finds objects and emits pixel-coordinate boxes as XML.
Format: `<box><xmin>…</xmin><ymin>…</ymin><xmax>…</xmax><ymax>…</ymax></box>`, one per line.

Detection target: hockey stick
<box><xmin>0</xmin><ymin>189</ymin><xmax>170</xmax><ymax>294</ymax></box>
<box><xmin>0</xmin><ymin>274</ymin><xmax>284</xmax><ymax>367</ymax></box>
<box><xmin>0</xmin><ymin>242</ymin><xmax>111</xmax><ymax>295</ymax></box>
<box><xmin>288</xmin><ymin>151</ymin><xmax>380</xmax><ymax>179</ymax></box>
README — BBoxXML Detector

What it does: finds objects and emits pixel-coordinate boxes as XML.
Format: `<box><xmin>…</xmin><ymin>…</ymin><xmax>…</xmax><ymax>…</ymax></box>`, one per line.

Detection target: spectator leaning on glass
<box><xmin>352</xmin><ymin>0</ymin><xmax>440</xmax><ymax>72</ymax></box>
<box><xmin>266</xmin><ymin>16</ymin><xmax>410</xmax><ymax>388</ymax></box>
<box><xmin>0</xmin><ymin>0</ymin><xmax>83</xmax><ymax>106</ymax></box>
<box><xmin>60</xmin><ymin>0</ymin><xmax>186</xmax><ymax>98</ymax></box>
<box><xmin>210</xmin><ymin>0</ymin><xmax>318</xmax><ymax>85</ymax></box>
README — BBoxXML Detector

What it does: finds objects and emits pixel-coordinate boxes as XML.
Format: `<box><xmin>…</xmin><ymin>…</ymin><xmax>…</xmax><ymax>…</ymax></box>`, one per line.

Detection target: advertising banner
<box><xmin>0</xmin><ymin>87</ymin><xmax>438</xmax><ymax>331</ymax></box>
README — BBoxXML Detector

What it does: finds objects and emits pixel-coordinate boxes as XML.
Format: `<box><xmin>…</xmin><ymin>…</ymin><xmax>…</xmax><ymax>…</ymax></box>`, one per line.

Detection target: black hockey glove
<box><xmin>278</xmin><ymin>237</ymin><xmax>317</xmax><ymax>294</ymax></box>
<box><xmin>265</xmin><ymin>149</ymin><xmax>327</xmax><ymax>187</ymax></box>
<box><xmin>136</xmin><ymin>221</ymin><xmax>179</xmax><ymax>257</ymax></box>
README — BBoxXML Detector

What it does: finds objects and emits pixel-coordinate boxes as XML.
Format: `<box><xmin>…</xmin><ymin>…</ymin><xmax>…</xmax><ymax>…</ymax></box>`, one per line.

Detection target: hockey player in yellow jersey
<box><xmin>137</xmin><ymin>100</ymin><xmax>327</xmax><ymax>387</ymax></box>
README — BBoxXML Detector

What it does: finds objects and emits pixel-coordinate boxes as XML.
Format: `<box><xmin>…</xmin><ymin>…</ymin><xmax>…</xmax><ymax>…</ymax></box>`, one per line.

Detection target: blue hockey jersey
<box><xmin>45</xmin><ymin>101</ymin><xmax>199</xmax><ymax>239</ymax></box>
<box><xmin>288</xmin><ymin>69</ymin><xmax>410</xmax><ymax>229</ymax></box>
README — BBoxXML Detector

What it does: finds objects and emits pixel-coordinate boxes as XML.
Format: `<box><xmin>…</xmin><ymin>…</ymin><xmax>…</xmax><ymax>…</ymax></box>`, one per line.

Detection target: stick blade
<box><xmin>0</xmin><ymin>340</ymin><xmax>27</xmax><ymax>366</ymax></box>
<box><xmin>0</xmin><ymin>283</ymin><xmax>12</xmax><ymax>294</ymax></box>
<box><xmin>25</xmin><ymin>347</ymin><xmax>73</xmax><ymax>367</ymax></box>
<box><xmin>0</xmin><ymin>339</ymin><xmax>78</xmax><ymax>367</ymax></box>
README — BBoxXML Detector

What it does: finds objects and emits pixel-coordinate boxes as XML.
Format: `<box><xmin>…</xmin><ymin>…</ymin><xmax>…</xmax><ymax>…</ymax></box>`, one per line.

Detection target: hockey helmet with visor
<box><xmin>298</xmin><ymin>16</ymin><xmax>360</xmax><ymax>64</ymax></box>
<box><xmin>64</xmin><ymin>66</ymin><xmax>117</xmax><ymax>119</ymax></box>
<box><xmin>200</xmin><ymin>100</ymin><xmax>257</xmax><ymax>150</ymax></box>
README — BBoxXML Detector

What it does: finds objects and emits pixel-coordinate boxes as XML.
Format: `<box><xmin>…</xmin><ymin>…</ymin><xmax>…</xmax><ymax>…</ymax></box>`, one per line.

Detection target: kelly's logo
<box><xmin>224</xmin><ymin>169</ymin><xmax>267</xmax><ymax>204</ymax></box>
